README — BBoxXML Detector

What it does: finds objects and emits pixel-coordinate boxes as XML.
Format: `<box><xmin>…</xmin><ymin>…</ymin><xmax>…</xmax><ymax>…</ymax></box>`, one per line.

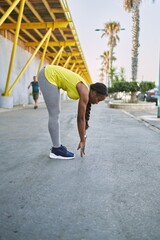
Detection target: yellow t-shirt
<box><xmin>44</xmin><ymin>65</ymin><xmax>89</xmax><ymax>100</ymax></box>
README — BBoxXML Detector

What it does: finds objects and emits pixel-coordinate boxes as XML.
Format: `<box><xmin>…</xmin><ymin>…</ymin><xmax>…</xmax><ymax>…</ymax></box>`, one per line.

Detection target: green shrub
<box><xmin>128</xmin><ymin>81</ymin><xmax>140</xmax><ymax>92</ymax></box>
<box><xmin>111</xmin><ymin>81</ymin><xmax>139</xmax><ymax>93</ymax></box>
<box><xmin>139</xmin><ymin>81</ymin><xmax>155</xmax><ymax>93</ymax></box>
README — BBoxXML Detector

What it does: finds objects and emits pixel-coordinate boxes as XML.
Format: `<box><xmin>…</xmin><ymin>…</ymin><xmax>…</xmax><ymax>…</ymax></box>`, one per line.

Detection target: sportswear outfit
<box><xmin>31</xmin><ymin>81</ymin><xmax>39</xmax><ymax>101</ymax></box>
<box><xmin>38</xmin><ymin>65</ymin><xmax>89</xmax><ymax>159</ymax></box>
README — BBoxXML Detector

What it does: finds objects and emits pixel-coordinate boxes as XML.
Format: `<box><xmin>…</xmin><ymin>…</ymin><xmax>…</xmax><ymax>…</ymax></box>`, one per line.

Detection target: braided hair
<box><xmin>85</xmin><ymin>102</ymin><xmax>91</xmax><ymax>130</ymax></box>
<box><xmin>85</xmin><ymin>83</ymin><xmax>108</xmax><ymax>130</ymax></box>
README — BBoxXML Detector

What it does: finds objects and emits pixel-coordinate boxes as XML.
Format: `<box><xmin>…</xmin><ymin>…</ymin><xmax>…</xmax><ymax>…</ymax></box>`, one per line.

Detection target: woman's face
<box><xmin>89</xmin><ymin>90</ymin><xmax>106</xmax><ymax>104</ymax></box>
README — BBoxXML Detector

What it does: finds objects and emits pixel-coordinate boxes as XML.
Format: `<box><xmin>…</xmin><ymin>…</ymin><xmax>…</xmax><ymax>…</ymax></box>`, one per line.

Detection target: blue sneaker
<box><xmin>49</xmin><ymin>145</ymin><xmax>75</xmax><ymax>159</ymax></box>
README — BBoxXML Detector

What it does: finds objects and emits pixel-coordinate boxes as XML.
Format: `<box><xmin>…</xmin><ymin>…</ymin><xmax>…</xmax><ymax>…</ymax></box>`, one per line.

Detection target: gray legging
<box><xmin>38</xmin><ymin>67</ymin><xmax>61</xmax><ymax>148</ymax></box>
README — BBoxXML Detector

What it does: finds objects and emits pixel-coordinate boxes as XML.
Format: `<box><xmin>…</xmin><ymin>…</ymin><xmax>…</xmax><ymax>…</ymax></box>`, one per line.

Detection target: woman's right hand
<box><xmin>77</xmin><ymin>140</ymin><xmax>86</xmax><ymax>157</ymax></box>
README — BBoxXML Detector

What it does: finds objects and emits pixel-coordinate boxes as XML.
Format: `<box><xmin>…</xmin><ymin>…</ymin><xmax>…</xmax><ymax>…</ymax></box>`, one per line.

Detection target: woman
<box><xmin>38</xmin><ymin>65</ymin><xmax>107</xmax><ymax>159</ymax></box>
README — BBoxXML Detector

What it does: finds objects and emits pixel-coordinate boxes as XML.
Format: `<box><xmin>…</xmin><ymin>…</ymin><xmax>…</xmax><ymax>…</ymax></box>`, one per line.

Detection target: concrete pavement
<box><xmin>0</xmin><ymin>101</ymin><xmax>160</xmax><ymax>240</ymax></box>
<box><xmin>123</xmin><ymin>106</ymin><xmax>160</xmax><ymax>133</ymax></box>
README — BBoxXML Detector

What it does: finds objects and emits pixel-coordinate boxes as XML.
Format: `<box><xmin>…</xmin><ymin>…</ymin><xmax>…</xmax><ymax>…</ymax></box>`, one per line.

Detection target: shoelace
<box><xmin>60</xmin><ymin>145</ymin><xmax>67</xmax><ymax>152</ymax></box>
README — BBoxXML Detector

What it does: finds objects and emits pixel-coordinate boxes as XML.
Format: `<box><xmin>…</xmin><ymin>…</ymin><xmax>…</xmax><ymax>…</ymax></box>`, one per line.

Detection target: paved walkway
<box><xmin>123</xmin><ymin>106</ymin><xmax>160</xmax><ymax>133</ymax></box>
<box><xmin>0</xmin><ymin>101</ymin><xmax>160</xmax><ymax>240</ymax></box>
<box><xmin>1</xmin><ymin>101</ymin><xmax>160</xmax><ymax>132</ymax></box>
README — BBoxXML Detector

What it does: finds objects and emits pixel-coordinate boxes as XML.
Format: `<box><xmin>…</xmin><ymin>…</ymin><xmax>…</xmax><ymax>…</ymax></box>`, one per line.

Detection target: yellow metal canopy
<box><xmin>0</xmin><ymin>0</ymin><xmax>92</xmax><ymax>96</ymax></box>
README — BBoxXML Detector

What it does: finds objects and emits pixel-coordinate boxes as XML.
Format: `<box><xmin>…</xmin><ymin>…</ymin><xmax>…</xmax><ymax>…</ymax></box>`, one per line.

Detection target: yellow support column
<box><xmin>75</xmin><ymin>68</ymin><xmax>79</xmax><ymax>73</ymax></box>
<box><xmin>0</xmin><ymin>0</ymin><xmax>21</xmax><ymax>26</ymax></box>
<box><xmin>8</xmin><ymin>28</ymin><xmax>52</xmax><ymax>95</ymax></box>
<box><xmin>63</xmin><ymin>56</ymin><xmax>71</xmax><ymax>68</ymax></box>
<box><xmin>70</xmin><ymin>62</ymin><xmax>76</xmax><ymax>71</ymax></box>
<box><xmin>3</xmin><ymin>0</ymin><xmax>25</xmax><ymax>96</ymax></box>
<box><xmin>51</xmin><ymin>46</ymin><xmax>64</xmax><ymax>65</ymax></box>
<box><xmin>37</xmin><ymin>31</ymin><xmax>51</xmax><ymax>76</ymax></box>
<box><xmin>56</xmin><ymin>52</ymin><xmax>63</xmax><ymax>66</ymax></box>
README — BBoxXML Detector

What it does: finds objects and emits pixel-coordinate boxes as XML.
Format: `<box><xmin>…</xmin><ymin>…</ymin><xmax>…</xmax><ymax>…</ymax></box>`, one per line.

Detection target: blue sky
<box><xmin>67</xmin><ymin>0</ymin><xmax>160</xmax><ymax>85</ymax></box>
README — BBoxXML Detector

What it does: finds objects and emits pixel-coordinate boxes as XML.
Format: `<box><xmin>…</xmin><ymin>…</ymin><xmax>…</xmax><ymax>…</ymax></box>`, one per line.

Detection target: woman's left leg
<box><xmin>38</xmin><ymin>68</ymin><xmax>61</xmax><ymax>147</ymax></box>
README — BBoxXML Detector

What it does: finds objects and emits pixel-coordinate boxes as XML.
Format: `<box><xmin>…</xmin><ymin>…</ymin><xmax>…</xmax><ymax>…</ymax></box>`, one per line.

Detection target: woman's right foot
<box><xmin>49</xmin><ymin>145</ymin><xmax>75</xmax><ymax>160</ymax></box>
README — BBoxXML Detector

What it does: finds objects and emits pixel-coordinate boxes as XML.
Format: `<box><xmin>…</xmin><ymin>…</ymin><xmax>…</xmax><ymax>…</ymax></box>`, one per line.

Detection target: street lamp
<box><xmin>95</xmin><ymin>29</ymin><xmax>105</xmax><ymax>31</ymax></box>
<box><xmin>95</xmin><ymin>28</ymin><xmax>125</xmax><ymax>31</ymax></box>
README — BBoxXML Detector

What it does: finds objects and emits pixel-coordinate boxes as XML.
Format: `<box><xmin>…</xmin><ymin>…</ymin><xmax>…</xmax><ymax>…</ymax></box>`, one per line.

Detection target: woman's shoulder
<box><xmin>76</xmin><ymin>82</ymin><xmax>89</xmax><ymax>97</ymax></box>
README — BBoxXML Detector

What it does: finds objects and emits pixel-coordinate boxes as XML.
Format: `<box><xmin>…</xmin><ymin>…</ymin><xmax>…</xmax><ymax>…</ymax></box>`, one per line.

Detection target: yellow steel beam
<box><xmin>5</xmin><ymin>0</ymin><xmax>47</xmax><ymax>43</ymax></box>
<box><xmin>25</xmin><ymin>0</ymin><xmax>58</xmax><ymax>54</ymax></box>
<box><xmin>42</xmin><ymin>0</ymin><xmax>56</xmax><ymax>19</ymax></box>
<box><xmin>60</xmin><ymin>0</ymin><xmax>92</xmax><ymax>83</ymax></box>
<box><xmin>75</xmin><ymin>68</ymin><xmax>79</xmax><ymax>73</ymax></box>
<box><xmin>0</xmin><ymin>21</ymin><xmax>69</xmax><ymax>30</ymax></box>
<box><xmin>4</xmin><ymin>0</ymin><xmax>25</xmax><ymax>96</ymax></box>
<box><xmin>70</xmin><ymin>62</ymin><xmax>76</xmax><ymax>71</ymax></box>
<box><xmin>41</xmin><ymin>0</ymin><xmax>68</xmax><ymax>51</ymax></box>
<box><xmin>25</xmin><ymin>41</ymin><xmax>76</xmax><ymax>47</ymax></box>
<box><xmin>8</xmin><ymin>28</ymin><xmax>52</xmax><ymax>95</ymax></box>
<box><xmin>51</xmin><ymin>9</ymin><xmax>68</xmax><ymax>13</ymax></box>
<box><xmin>56</xmin><ymin>52</ymin><xmax>63</xmax><ymax>66</ymax></box>
<box><xmin>45</xmin><ymin>52</ymin><xmax>79</xmax><ymax>57</ymax></box>
<box><xmin>41</xmin><ymin>0</ymin><xmax>73</xmax><ymax>55</ymax></box>
<box><xmin>37</xmin><ymin>31</ymin><xmax>51</xmax><ymax>76</ymax></box>
<box><xmin>51</xmin><ymin>46</ymin><xmax>64</xmax><ymax>65</ymax></box>
<box><xmin>0</xmin><ymin>0</ymin><xmax>20</xmax><ymax>26</ymax></box>
<box><xmin>0</xmin><ymin>8</ymin><xmax>40</xmax><ymax>43</ymax></box>
<box><xmin>25</xmin><ymin>0</ymin><xmax>42</xmax><ymax>21</ymax></box>
<box><xmin>59</xmin><ymin>59</ymin><xmax>83</xmax><ymax>63</ymax></box>
<box><xmin>63</xmin><ymin>56</ymin><xmax>71</xmax><ymax>68</ymax></box>
<box><xmin>26</xmin><ymin>0</ymin><xmax>59</xmax><ymax>45</ymax></box>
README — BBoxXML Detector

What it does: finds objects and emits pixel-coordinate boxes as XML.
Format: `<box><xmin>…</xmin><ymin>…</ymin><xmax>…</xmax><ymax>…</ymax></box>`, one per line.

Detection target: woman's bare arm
<box><xmin>76</xmin><ymin>82</ymin><xmax>89</xmax><ymax>157</ymax></box>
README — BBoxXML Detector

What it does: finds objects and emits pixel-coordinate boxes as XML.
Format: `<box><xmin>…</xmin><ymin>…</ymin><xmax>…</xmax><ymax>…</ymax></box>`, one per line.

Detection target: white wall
<box><xmin>0</xmin><ymin>35</ymin><xmax>44</xmax><ymax>106</ymax></box>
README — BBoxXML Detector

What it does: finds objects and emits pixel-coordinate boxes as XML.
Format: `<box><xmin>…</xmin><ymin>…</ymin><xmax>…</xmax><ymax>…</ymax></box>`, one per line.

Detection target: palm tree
<box><xmin>100</xmin><ymin>51</ymin><xmax>110</xmax><ymax>72</ymax></box>
<box><xmin>124</xmin><ymin>0</ymin><xmax>155</xmax><ymax>82</ymax></box>
<box><xmin>99</xmin><ymin>67</ymin><xmax>105</xmax><ymax>84</ymax></box>
<box><xmin>100</xmin><ymin>50</ymin><xmax>116</xmax><ymax>87</ymax></box>
<box><xmin>124</xmin><ymin>0</ymin><xmax>142</xmax><ymax>82</ymax></box>
<box><xmin>119</xmin><ymin>67</ymin><xmax>126</xmax><ymax>81</ymax></box>
<box><xmin>101</xmin><ymin>21</ymin><xmax>121</xmax><ymax>86</ymax></box>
